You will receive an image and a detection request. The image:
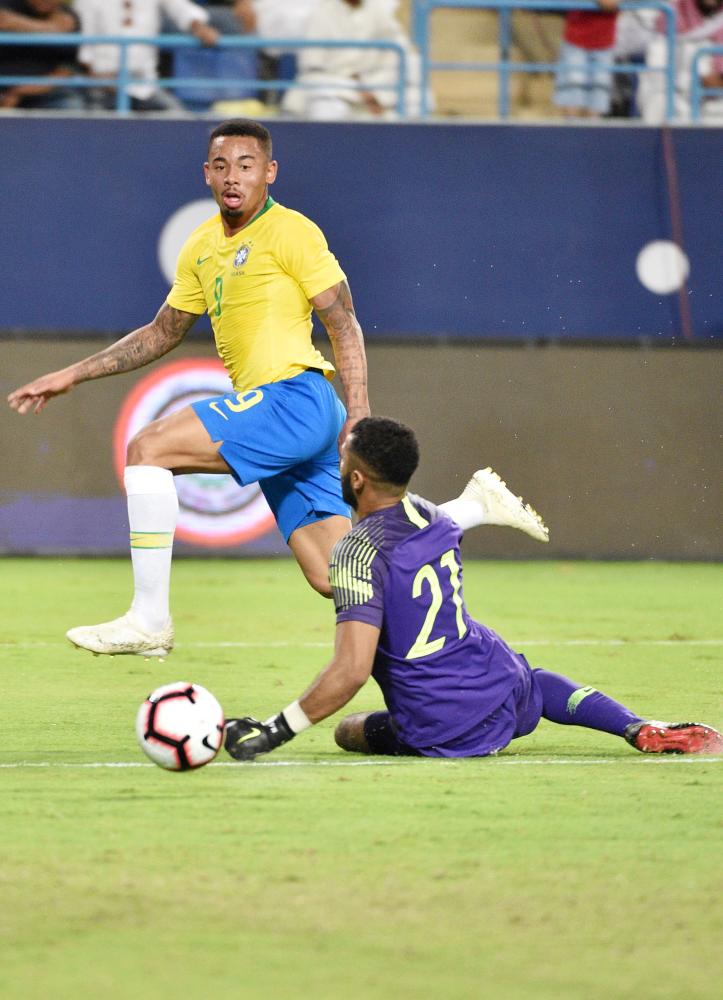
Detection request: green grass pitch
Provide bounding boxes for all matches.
[1,558,721,1000]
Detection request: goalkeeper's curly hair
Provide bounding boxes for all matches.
[349,417,419,488]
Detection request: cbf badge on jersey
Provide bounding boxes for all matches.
[113,359,276,547]
[233,243,251,269]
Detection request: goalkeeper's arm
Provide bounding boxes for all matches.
[225,620,380,760]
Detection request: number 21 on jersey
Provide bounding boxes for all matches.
[406,549,467,660]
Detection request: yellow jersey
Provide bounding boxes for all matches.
[166,197,346,391]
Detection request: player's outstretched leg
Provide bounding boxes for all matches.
[533,670,723,755]
[440,468,549,542]
[66,407,228,659]
[534,669,642,737]
[66,465,177,659]
[624,721,723,755]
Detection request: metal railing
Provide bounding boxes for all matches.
[2,13,714,123]
[690,45,723,121]
[0,32,408,115]
[412,0,677,120]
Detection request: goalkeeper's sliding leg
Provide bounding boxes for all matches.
[335,670,723,757]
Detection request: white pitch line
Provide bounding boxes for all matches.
[0,756,720,770]
[1,639,722,650]
[0,759,407,769]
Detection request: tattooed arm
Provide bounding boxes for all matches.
[311,280,370,445]
[7,304,198,415]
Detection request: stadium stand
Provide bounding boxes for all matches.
[170,5,258,111]
[1,2,722,121]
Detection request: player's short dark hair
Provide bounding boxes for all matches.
[207,119,273,159]
[349,417,420,488]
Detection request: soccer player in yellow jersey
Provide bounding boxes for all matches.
[7,119,371,658]
[9,119,550,659]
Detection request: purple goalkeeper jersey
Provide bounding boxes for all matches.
[330,494,526,754]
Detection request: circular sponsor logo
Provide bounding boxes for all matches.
[157,199,218,285]
[635,240,690,296]
[113,359,276,548]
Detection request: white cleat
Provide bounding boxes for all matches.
[462,468,549,542]
[66,612,174,658]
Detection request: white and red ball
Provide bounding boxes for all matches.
[136,682,225,771]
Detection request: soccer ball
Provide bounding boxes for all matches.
[136,682,225,771]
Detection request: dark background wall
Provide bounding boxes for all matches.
[0,118,721,340]
[2,340,720,559]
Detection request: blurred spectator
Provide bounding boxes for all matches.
[233,0,318,39]
[638,0,723,122]
[0,0,82,109]
[192,2,242,34]
[608,7,658,116]
[170,2,256,112]
[615,6,659,63]
[552,0,620,118]
[73,0,220,112]
[510,11,564,112]
[233,0,318,106]
[281,0,424,120]
[511,10,561,65]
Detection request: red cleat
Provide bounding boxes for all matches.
[625,721,723,755]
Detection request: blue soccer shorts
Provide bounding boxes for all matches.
[192,368,351,541]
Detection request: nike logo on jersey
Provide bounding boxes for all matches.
[196,255,212,265]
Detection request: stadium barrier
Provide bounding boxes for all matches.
[411,0,677,119]
[0,32,408,115]
[690,45,723,121]
[2,339,721,559]
[1,3,681,121]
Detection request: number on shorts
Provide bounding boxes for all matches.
[209,389,264,422]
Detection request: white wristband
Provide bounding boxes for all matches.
[281,700,312,734]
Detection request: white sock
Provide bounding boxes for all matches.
[438,498,485,531]
[125,465,178,633]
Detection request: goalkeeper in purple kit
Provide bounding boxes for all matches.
[225,417,722,761]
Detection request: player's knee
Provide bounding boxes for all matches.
[304,568,333,598]
[334,713,370,753]
[126,425,170,468]
[334,716,357,751]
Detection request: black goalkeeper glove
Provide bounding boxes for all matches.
[224,713,295,761]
